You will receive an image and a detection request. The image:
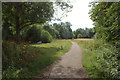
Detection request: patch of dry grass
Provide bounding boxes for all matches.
[74,38,94,41]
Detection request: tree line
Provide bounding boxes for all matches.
[3,2,94,44]
[73,27,95,39]
[4,21,95,43]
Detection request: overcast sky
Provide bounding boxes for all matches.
[61,0,94,31]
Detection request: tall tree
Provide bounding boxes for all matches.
[53,22,73,39]
[43,24,60,39]
[2,2,73,43]
[74,28,95,38]
[2,2,54,42]
[89,2,120,45]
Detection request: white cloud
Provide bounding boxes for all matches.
[62,0,94,31]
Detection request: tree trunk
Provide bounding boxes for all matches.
[15,4,21,43]
[16,27,20,43]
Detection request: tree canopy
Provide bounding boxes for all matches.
[89,2,120,46]
[2,2,73,43]
[53,22,73,39]
[74,28,95,38]
[89,2,120,78]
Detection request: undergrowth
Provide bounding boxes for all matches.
[2,40,72,79]
[73,39,119,78]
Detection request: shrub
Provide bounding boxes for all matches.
[3,66,22,79]
[96,44,118,78]
[43,25,60,39]
[2,41,21,70]
[2,41,30,78]
[77,34,82,38]
[74,39,119,78]
[41,30,53,43]
[2,41,22,78]
[22,24,42,43]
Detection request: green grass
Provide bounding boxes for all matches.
[73,39,103,78]
[20,40,72,78]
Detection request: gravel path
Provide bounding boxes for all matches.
[39,41,88,78]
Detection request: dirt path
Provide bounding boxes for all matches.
[39,41,88,78]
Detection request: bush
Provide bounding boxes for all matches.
[74,39,119,78]
[41,30,53,43]
[2,41,22,78]
[22,24,42,43]
[22,24,53,43]
[77,34,82,38]
[96,43,118,78]
[2,41,31,78]
[3,66,22,79]
[43,25,60,39]
[2,41,21,70]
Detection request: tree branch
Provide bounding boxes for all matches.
[20,21,44,30]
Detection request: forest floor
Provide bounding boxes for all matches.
[38,41,88,78]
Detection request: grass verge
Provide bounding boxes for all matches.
[73,39,119,78]
[3,40,72,79]
[20,40,72,78]
[73,39,102,78]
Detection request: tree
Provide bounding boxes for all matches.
[74,28,94,38]
[43,24,60,39]
[2,2,54,42]
[53,2,73,21]
[53,22,73,39]
[2,2,73,43]
[89,2,119,78]
[41,30,53,43]
[77,34,82,38]
[22,24,42,43]
[89,2,120,45]
[53,23,63,39]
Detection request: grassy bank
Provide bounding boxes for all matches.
[73,39,118,78]
[73,39,103,78]
[3,40,72,78]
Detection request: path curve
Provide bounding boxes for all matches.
[41,41,88,78]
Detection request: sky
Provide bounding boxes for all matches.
[63,0,94,31]
[52,0,94,31]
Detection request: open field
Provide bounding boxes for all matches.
[74,39,94,41]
